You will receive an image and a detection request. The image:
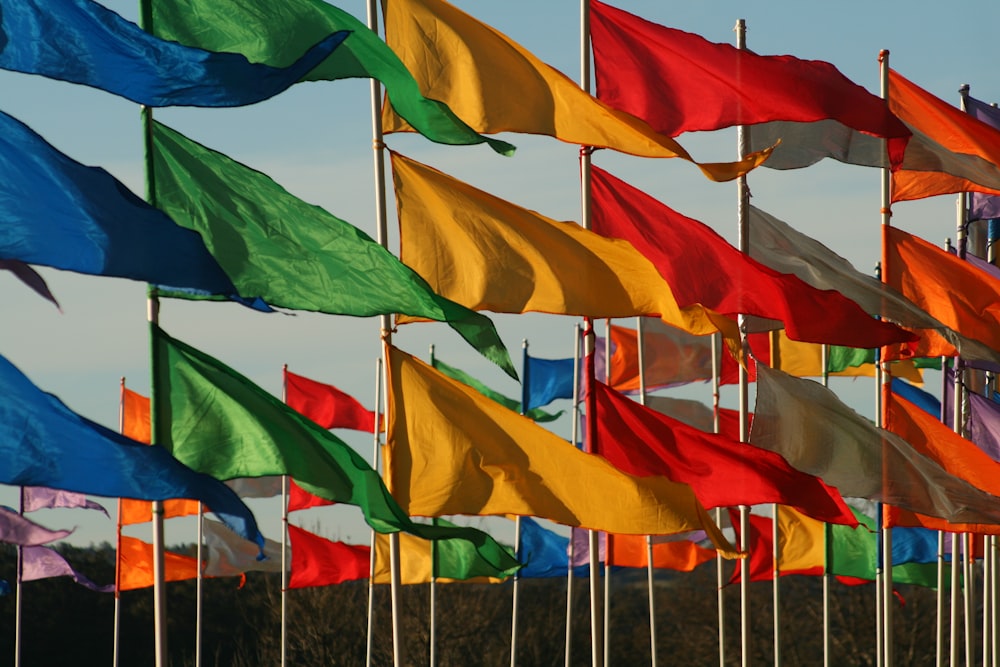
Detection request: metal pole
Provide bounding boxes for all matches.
[603,323,612,667]
[636,317,657,667]
[821,346,831,667]
[511,341,529,667]
[280,366,289,667]
[566,324,582,667]
[366,358,384,667]
[14,487,23,667]
[712,332,726,667]
[114,378,125,667]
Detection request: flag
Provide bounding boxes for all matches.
[965,95,1000,220]
[750,363,1000,526]
[749,118,888,170]
[643,396,716,434]
[728,509,825,584]
[0,110,239,295]
[588,0,909,168]
[0,354,262,548]
[151,121,515,378]
[605,320,714,393]
[885,225,1000,354]
[431,357,562,423]
[285,370,377,433]
[749,205,1000,366]
[0,0,348,107]
[288,479,334,512]
[117,536,200,591]
[589,165,914,349]
[203,520,285,578]
[23,488,108,517]
[517,518,586,579]
[119,388,201,525]
[571,528,607,567]
[21,546,114,593]
[525,355,575,410]
[0,261,60,310]
[607,533,716,572]
[893,378,941,419]
[593,382,857,525]
[888,68,1000,202]
[150,0,514,156]
[288,524,370,589]
[390,151,736,340]
[379,0,771,182]
[151,325,520,577]
[0,507,73,547]
[384,344,739,557]
[373,517,516,584]
[945,373,1000,462]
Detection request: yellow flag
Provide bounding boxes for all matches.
[769,332,923,384]
[775,507,826,574]
[384,344,739,558]
[372,532,501,584]
[390,152,735,340]
[380,0,771,182]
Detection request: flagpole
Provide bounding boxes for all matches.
[635,317,658,667]
[510,339,528,667]
[963,534,974,667]
[769,334,781,667]
[878,50,894,667]
[566,323,582,667]
[937,357,948,667]
[712,332,727,667]
[365,1,403,664]
[427,346,437,667]
[735,19,752,667]
[114,378,125,667]
[14,485,23,667]
[580,3,603,665]
[602,321,612,667]
[821,346,831,667]
[366,356,384,667]
[280,366,289,667]
[195,501,204,667]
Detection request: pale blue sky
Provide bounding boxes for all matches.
[1,0,998,548]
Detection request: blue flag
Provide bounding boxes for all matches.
[0,0,348,107]
[524,355,575,410]
[891,378,941,418]
[0,109,246,297]
[892,526,942,566]
[0,353,264,551]
[519,517,589,578]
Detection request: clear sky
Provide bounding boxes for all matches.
[2,0,999,549]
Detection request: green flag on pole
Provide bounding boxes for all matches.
[150,0,514,156]
[150,324,521,579]
[431,356,563,423]
[151,120,516,379]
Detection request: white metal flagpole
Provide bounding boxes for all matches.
[712,332,727,667]
[280,366,289,667]
[366,357,384,667]
[510,340,528,667]
[603,322,612,667]
[113,378,125,667]
[566,324,582,667]
[821,345,831,667]
[195,502,204,667]
[635,317,658,667]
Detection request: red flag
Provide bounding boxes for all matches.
[594,382,856,526]
[727,511,825,584]
[589,0,909,168]
[288,479,334,512]
[285,369,378,432]
[288,524,370,589]
[590,165,915,349]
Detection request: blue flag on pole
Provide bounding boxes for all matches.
[0,353,264,550]
[524,355,575,410]
[519,517,589,578]
[891,378,941,418]
[0,0,348,107]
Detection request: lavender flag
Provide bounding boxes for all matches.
[21,545,114,592]
[23,487,109,517]
[570,527,606,567]
[944,368,1000,462]
[966,96,1000,221]
[0,507,73,546]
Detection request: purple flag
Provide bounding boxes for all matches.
[0,507,73,546]
[21,545,114,592]
[570,528,606,567]
[23,487,109,517]
[0,260,60,310]
[966,96,1000,221]
[944,369,1000,462]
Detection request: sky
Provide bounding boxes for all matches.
[3,0,1000,552]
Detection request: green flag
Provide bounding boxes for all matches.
[151,120,515,379]
[150,0,514,156]
[827,346,941,373]
[150,324,521,579]
[431,357,563,423]
[432,517,515,581]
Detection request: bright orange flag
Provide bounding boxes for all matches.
[889,68,1000,202]
[884,226,1000,354]
[117,535,200,591]
[119,387,200,525]
[607,534,715,572]
[380,0,771,182]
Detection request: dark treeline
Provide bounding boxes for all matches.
[0,543,951,666]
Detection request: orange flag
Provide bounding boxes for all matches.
[117,535,200,591]
[889,68,1000,202]
[607,534,715,572]
[119,387,200,524]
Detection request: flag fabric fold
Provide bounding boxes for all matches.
[0,508,73,547]
[384,344,740,557]
[589,165,914,349]
[0,354,262,548]
[750,363,1000,526]
[964,95,1000,220]
[525,355,575,411]
[21,545,114,592]
[150,0,514,155]
[0,261,60,310]
[288,524,370,589]
[380,0,771,181]
[608,533,716,572]
[151,325,521,577]
[0,110,239,295]
[594,382,856,525]
[285,370,377,433]
[151,121,515,378]
[117,535,200,591]
[431,357,562,423]
[605,321,714,393]
[589,0,909,168]
[517,518,582,579]
[203,519,286,578]
[0,0,348,108]
[390,151,735,340]
[23,488,108,517]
